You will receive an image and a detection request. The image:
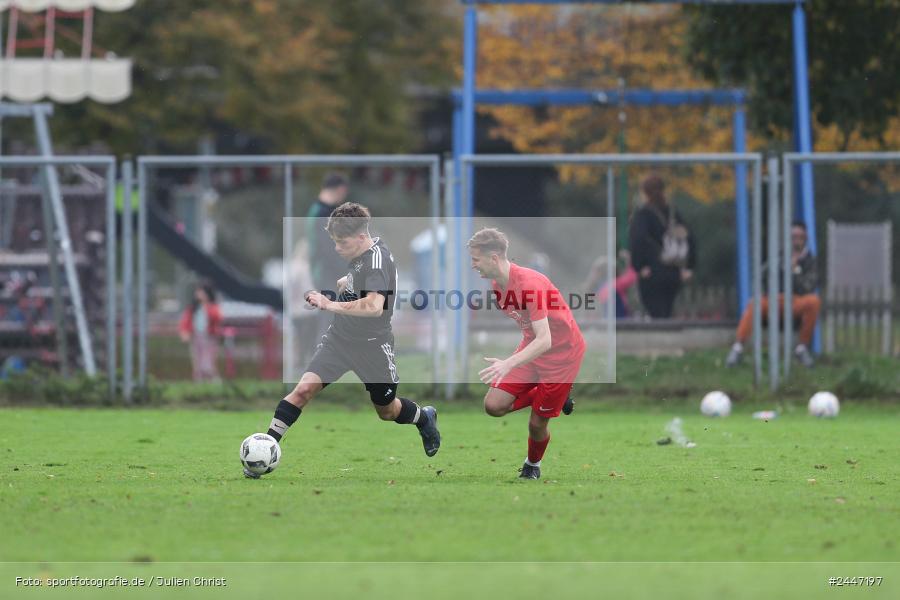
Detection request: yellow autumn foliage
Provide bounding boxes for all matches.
[473,5,900,201]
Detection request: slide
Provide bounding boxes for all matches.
[147,203,283,311]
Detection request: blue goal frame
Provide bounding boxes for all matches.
[456,0,815,315]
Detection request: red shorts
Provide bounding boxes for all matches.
[491,350,584,418]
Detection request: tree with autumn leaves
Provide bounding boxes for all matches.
[47,0,458,154]
[687,0,900,152]
[475,4,752,200]
[38,1,900,168]
[474,3,900,199]
[473,2,900,287]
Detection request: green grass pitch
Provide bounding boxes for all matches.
[2,403,899,598]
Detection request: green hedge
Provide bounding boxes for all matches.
[1,351,898,409]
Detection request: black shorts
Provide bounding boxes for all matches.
[305,328,399,405]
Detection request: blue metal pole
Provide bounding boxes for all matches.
[733,108,750,314]
[463,6,477,221]
[452,104,462,217]
[458,6,478,391]
[453,88,748,107]
[462,8,477,165]
[791,0,820,352]
[451,106,463,377]
[791,2,815,250]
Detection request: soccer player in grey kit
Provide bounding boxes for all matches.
[247,203,440,477]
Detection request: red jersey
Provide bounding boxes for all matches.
[491,263,585,365]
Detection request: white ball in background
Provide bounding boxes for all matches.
[700,391,732,417]
[808,391,840,418]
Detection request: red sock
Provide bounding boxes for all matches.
[527,436,550,464]
[510,387,541,412]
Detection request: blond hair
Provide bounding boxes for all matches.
[467,227,509,257]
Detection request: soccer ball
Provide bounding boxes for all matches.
[808,391,839,418]
[700,391,732,417]
[240,433,282,476]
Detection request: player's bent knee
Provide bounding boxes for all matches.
[484,402,507,417]
[372,399,400,421]
[366,383,397,407]
[484,389,513,417]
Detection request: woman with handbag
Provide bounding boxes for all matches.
[628,174,697,319]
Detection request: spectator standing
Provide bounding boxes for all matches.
[306,172,350,341]
[628,174,696,318]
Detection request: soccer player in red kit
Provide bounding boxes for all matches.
[467,228,586,479]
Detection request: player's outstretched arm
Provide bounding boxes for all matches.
[479,318,552,385]
[306,290,386,318]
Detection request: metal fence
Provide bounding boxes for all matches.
[825,285,899,356]
[780,152,900,381]
[128,155,441,401]
[5,151,898,398]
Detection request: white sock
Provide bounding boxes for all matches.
[795,344,808,354]
[524,458,541,467]
[732,342,743,353]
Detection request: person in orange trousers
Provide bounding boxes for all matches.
[726,221,820,368]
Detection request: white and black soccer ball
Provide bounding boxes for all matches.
[240,433,282,476]
[700,391,732,417]
[808,391,840,418]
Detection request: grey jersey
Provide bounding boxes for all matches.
[331,237,397,340]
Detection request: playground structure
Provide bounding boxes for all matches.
[0,155,115,394]
[0,0,132,381]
